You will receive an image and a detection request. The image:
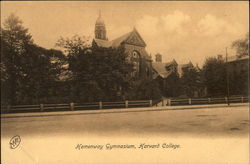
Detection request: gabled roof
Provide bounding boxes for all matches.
[165,59,177,67]
[93,28,147,49]
[111,31,133,48]
[177,62,194,77]
[152,61,177,79]
[125,28,147,47]
[111,28,146,48]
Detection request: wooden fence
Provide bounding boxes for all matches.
[1,100,154,114]
[160,96,249,106]
[1,96,249,114]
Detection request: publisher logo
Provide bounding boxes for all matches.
[9,135,21,149]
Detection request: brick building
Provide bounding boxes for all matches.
[218,54,249,95]
[152,53,206,97]
[92,12,153,80]
[152,54,179,97]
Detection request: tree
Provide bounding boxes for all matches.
[126,78,162,100]
[1,14,66,105]
[164,73,180,97]
[1,14,33,104]
[56,35,91,56]
[202,57,227,97]
[228,68,248,96]
[56,35,134,102]
[231,33,249,57]
[18,45,66,104]
[179,66,202,97]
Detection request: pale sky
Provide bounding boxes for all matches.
[1,1,249,66]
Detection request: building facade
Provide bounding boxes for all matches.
[152,54,179,97]
[92,12,153,80]
[218,54,249,95]
[152,53,206,98]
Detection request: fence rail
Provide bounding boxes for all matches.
[166,96,249,106]
[1,96,249,114]
[1,99,153,114]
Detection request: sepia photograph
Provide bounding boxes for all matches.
[1,1,249,163]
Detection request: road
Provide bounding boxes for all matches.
[1,104,249,164]
[1,104,249,138]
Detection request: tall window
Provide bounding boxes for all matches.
[131,51,140,77]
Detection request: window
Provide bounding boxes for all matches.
[131,51,140,77]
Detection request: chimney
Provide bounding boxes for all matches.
[155,53,162,62]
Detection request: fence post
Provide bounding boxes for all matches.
[125,100,128,108]
[168,99,171,106]
[208,98,211,103]
[241,97,244,103]
[40,104,44,112]
[70,102,74,111]
[188,98,192,105]
[149,100,152,107]
[7,105,11,113]
[99,101,102,109]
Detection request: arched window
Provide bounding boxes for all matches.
[131,51,140,77]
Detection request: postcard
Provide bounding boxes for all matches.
[1,1,249,164]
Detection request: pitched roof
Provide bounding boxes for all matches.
[152,62,175,79]
[93,38,111,48]
[111,31,133,48]
[227,55,249,63]
[93,31,133,48]
[93,28,151,60]
[127,28,147,47]
[165,59,177,67]
[177,62,194,77]
[94,28,147,48]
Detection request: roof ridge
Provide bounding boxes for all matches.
[111,30,133,42]
[111,30,133,47]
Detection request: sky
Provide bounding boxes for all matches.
[1,1,249,66]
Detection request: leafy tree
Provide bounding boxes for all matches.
[1,14,66,105]
[163,73,180,97]
[18,46,66,104]
[56,35,134,102]
[56,35,91,56]
[179,66,202,97]
[1,14,33,104]
[202,57,227,96]
[228,69,248,96]
[231,33,249,57]
[229,33,249,96]
[126,78,162,100]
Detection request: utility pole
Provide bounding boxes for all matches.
[226,47,230,105]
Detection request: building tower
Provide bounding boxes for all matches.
[95,11,107,40]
